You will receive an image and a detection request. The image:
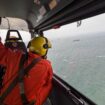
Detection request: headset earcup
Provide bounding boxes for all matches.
[43,44,48,49]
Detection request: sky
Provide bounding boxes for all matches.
[44,13,105,39]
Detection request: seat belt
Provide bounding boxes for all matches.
[18,54,41,105]
[18,54,30,105]
[0,54,41,105]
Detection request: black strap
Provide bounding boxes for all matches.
[0,55,41,105]
[18,54,29,105]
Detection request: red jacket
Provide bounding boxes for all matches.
[0,42,53,105]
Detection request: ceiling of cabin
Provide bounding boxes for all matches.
[0,0,105,32]
[0,0,33,19]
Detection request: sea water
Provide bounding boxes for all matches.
[48,32,105,105]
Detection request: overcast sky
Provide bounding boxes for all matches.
[44,13,105,39]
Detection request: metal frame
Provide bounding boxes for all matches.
[35,0,105,32]
[49,74,96,105]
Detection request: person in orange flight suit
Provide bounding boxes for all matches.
[0,36,53,105]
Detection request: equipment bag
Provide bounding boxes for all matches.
[0,54,41,105]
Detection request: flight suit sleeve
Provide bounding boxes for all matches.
[36,64,53,105]
[0,42,8,66]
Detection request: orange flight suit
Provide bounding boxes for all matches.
[0,42,53,105]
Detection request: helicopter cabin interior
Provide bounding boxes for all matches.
[0,0,105,105]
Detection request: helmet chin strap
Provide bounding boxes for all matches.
[42,49,48,59]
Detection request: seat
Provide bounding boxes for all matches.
[4,30,27,53]
[5,40,27,53]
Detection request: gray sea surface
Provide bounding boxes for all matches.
[48,32,105,105]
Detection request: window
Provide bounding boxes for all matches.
[44,13,105,105]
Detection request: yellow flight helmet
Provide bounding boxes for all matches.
[28,36,52,56]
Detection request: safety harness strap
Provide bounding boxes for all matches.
[18,54,41,105]
[0,54,41,105]
[18,54,29,105]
